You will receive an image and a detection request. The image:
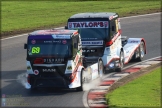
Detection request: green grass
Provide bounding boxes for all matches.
[106,67,161,108]
[1,0,161,35]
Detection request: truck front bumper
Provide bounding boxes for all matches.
[26,75,71,89]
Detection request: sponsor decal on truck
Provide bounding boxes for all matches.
[68,21,108,28]
[82,40,103,45]
[42,69,56,72]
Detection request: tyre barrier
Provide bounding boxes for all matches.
[87,57,162,108]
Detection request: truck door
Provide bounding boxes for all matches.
[110,19,117,55]
[72,35,78,65]
[110,18,122,56]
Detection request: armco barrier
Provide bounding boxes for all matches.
[87,57,162,108]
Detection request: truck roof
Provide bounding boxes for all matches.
[69,12,118,19]
[29,29,78,36]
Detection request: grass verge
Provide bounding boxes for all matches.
[1,0,161,37]
[106,66,161,108]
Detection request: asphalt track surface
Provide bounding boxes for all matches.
[1,13,161,107]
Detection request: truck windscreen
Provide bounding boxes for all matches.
[68,20,109,40]
[79,28,108,40]
[27,38,71,57]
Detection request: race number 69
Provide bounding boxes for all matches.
[32,47,40,53]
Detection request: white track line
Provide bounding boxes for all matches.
[1,12,161,41]
[82,91,89,108]
[120,12,161,19]
[1,33,29,41]
[1,27,64,41]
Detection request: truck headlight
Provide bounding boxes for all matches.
[67,66,72,70]
[27,66,31,70]
[109,63,114,68]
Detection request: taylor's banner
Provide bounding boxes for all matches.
[68,21,108,28]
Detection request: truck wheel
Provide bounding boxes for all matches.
[30,85,37,91]
[30,78,37,91]
[136,41,145,61]
[116,51,124,72]
[76,70,83,91]
[98,60,105,77]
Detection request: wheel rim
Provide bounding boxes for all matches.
[140,43,144,58]
[99,61,103,77]
[120,52,124,68]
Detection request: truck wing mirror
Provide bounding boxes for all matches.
[65,26,68,29]
[24,43,27,49]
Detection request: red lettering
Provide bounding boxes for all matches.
[81,22,84,27]
[89,22,93,27]
[104,22,108,27]
[34,58,44,64]
[71,21,107,28]
[85,22,88,27]
[98,22,100,26]
[77,23,80,27]
[100,22,104,27]
[94,22,97,27]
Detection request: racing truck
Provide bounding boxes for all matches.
[65,12,146,73]
[24,29,87,91]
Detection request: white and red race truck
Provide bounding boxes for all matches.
[24,29,87,91]
[65,12,146,74]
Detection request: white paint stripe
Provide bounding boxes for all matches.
[120,12,161,19]
[123,56,162,70]
[132,64,151,68]
[1,12,161,41]
[1,33,29,40]
[143,61,161,65]
[1,27,64,41]
[93,86,110,90]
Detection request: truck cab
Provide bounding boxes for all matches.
[24,29,84,90]
[65,12,123,72]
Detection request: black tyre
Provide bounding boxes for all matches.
[136,41,145,61]
[30,78,37,91]
[30,85,37,91]
[116,51,124,72]
[98,60,105,77]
